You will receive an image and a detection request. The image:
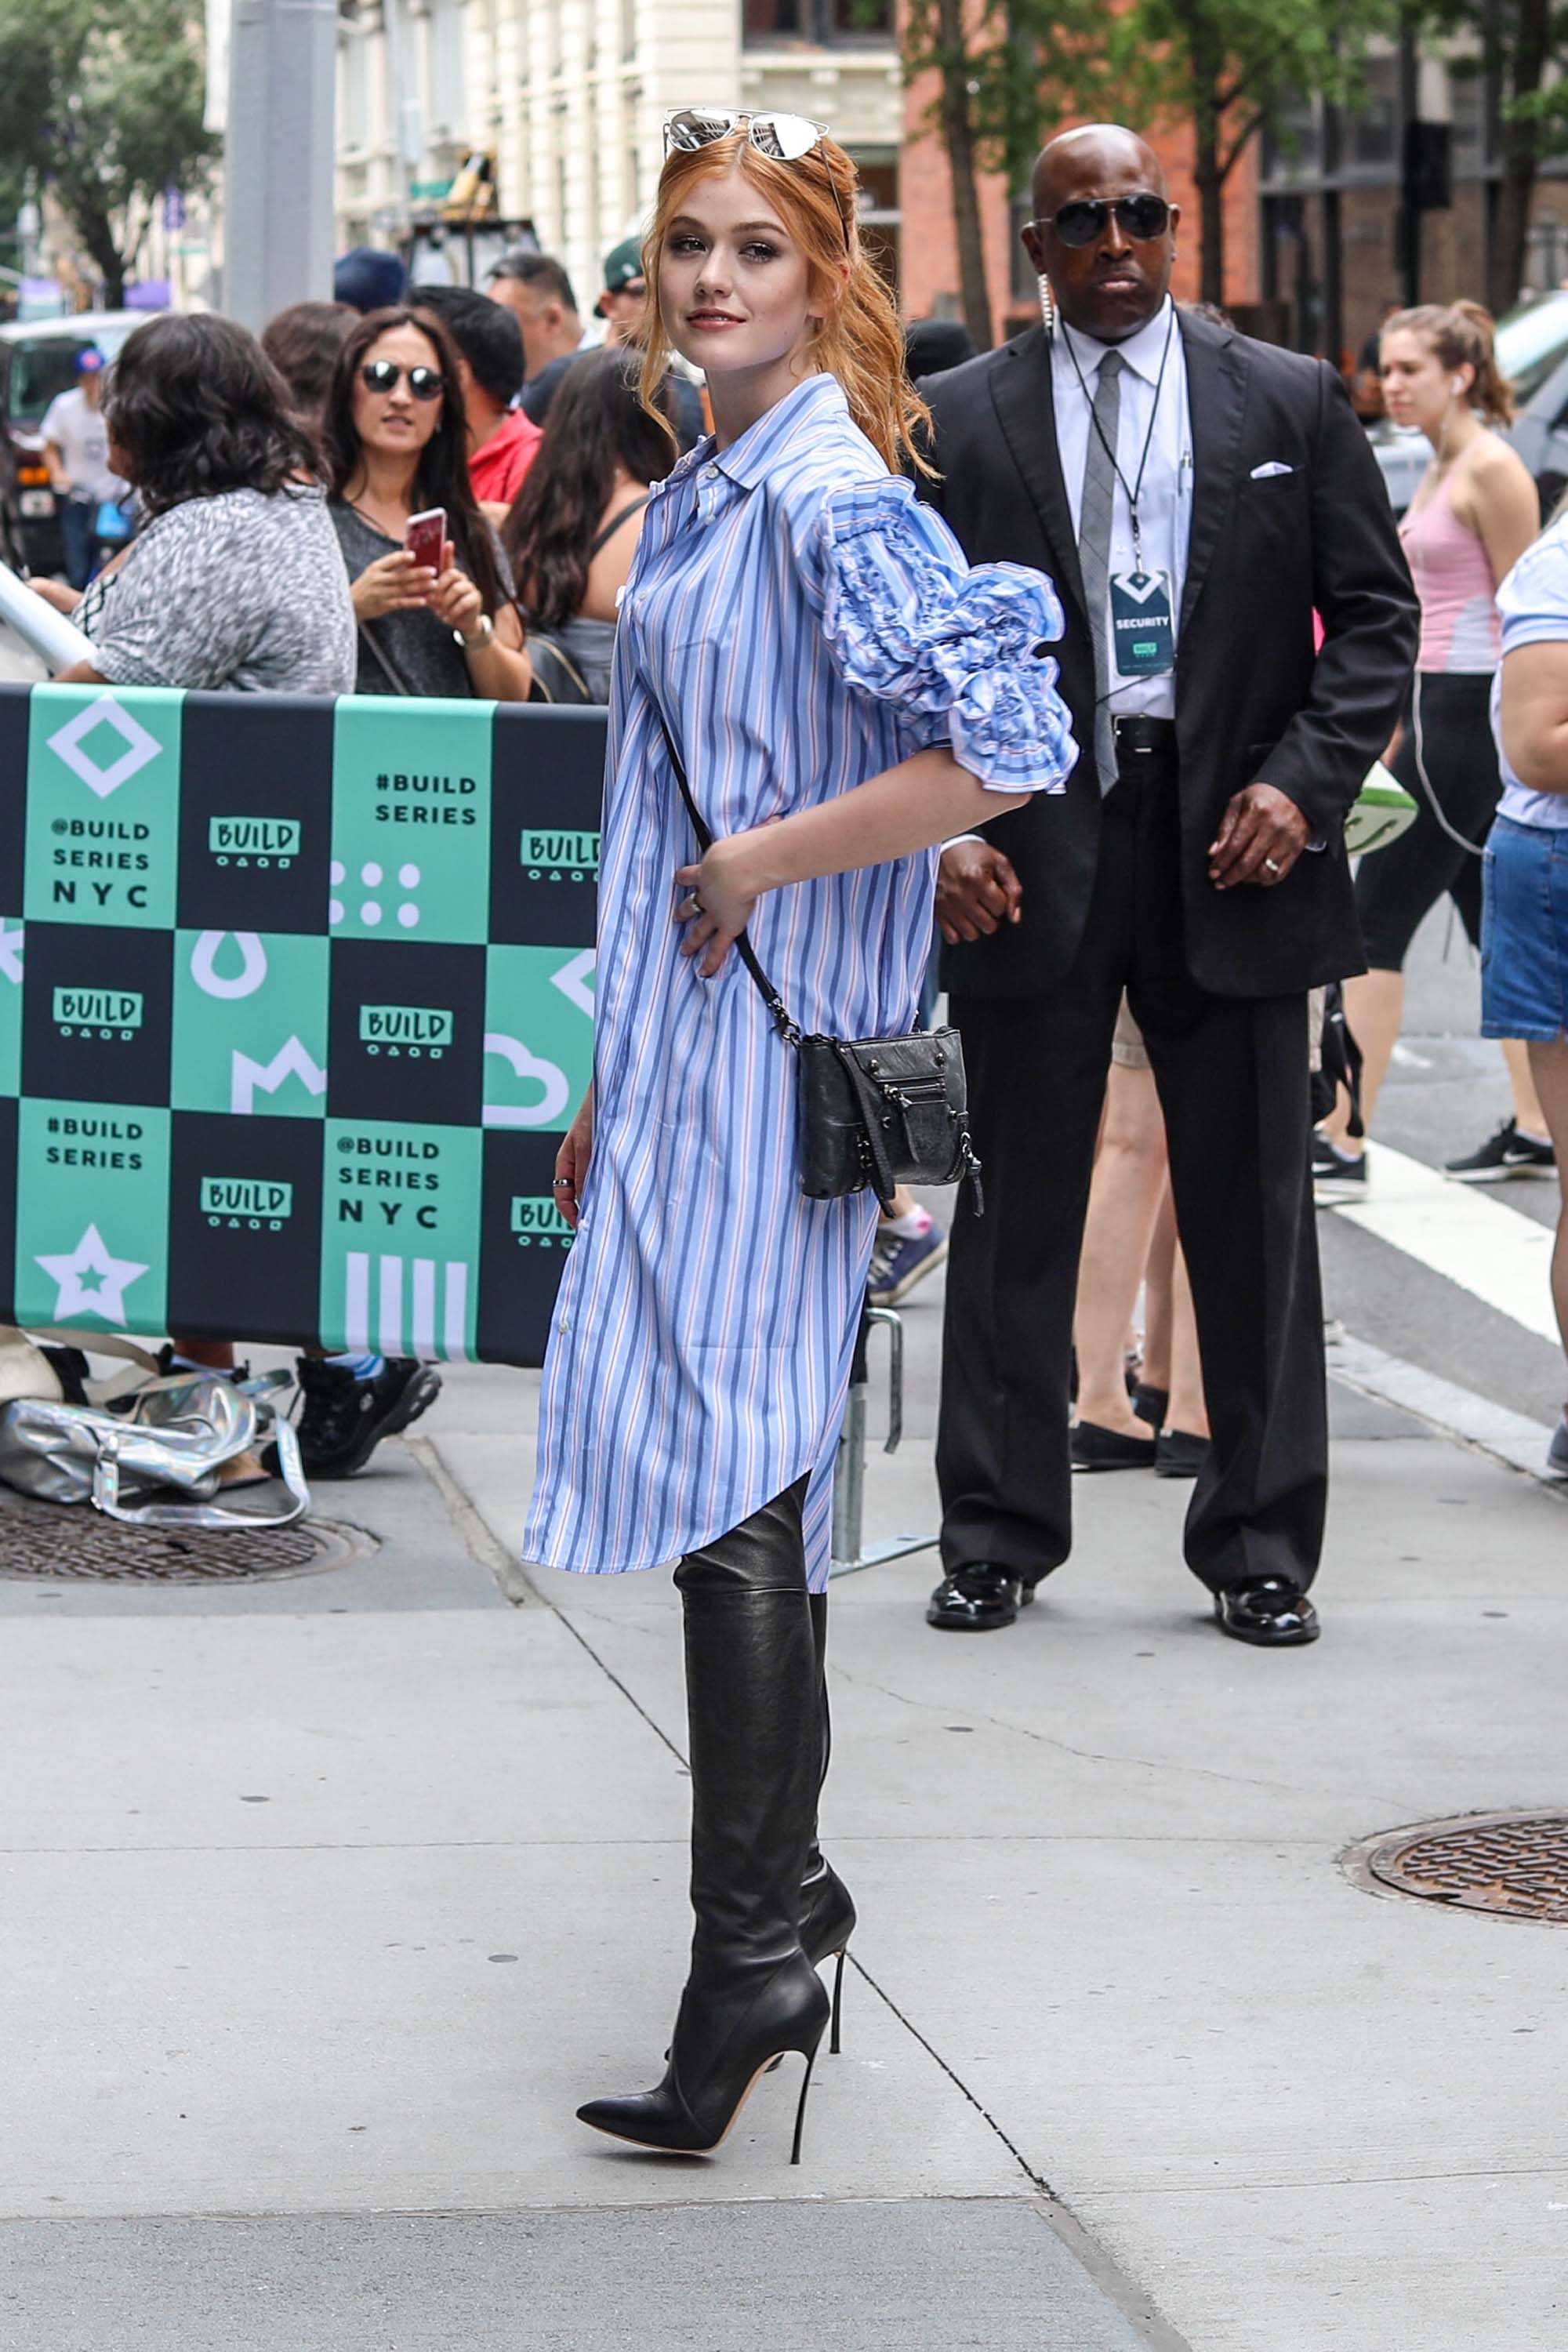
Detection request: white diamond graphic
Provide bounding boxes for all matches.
[46,695,162,800]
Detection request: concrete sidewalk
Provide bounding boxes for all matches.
[2,1290,1563,2350]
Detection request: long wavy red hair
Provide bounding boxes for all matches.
[637,128,933,477]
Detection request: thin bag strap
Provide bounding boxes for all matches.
[586,491,654,561]
[659,712,800,1045]
[357,621,413,696]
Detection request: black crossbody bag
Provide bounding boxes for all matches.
[661,717,983,1214]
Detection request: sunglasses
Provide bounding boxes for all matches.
[662,107,851,252]
[1031,194,1171,249]
[359,359,445,401]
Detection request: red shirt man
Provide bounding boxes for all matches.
[468,406,543,506]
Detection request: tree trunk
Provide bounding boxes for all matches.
[1193,137,1225,306]
[1185,0,1232,308]
[1490,0,1550,312]
[67,197,127,307]
[934,0,993,350]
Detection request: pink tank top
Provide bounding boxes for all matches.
[1398,474,1501,674]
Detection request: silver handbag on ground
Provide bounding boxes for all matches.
[0,1369,309,1530]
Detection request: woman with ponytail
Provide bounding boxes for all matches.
[523,111,1076,2161]
[1317,300,1550,1192]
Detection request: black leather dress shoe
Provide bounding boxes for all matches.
[1213,1578,1320,1646]
[1156,1428,1209,1479]
[1071,1418,1158,1472]
[926,1564,1035,1632]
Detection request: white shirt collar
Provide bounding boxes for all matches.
[1059,297,1177,389]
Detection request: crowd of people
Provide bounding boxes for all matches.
[19,105,1568,2162]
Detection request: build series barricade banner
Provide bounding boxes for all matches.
[0,686,607,1367]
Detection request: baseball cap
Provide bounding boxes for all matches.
[600,238,645,296]
[75,346,105,374]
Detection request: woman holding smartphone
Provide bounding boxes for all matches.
[321,305,532,699]
[523,111,1074,2163]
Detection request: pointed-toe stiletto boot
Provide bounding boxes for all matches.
[577,1482,829,2162]
[800,1591,855,2054]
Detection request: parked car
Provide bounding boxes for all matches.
[0,310,145,575]
[1370,289,1568,518]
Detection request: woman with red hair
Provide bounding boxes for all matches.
[524,112,1076,2161]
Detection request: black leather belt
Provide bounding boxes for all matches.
[1112,714,1178,758]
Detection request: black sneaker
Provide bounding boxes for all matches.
[1443,1119,1555,1184]
[294,1356,441,1479]
[1312,1132,1367,1204]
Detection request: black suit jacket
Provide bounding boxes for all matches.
[920,314,1420,999]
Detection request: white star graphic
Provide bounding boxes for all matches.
[34,1223,150,1324]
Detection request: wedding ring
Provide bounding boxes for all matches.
[689,892,704,913]
[551,1178,575,1189]
[1263,857,1281,875]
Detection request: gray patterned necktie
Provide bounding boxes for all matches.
[1078,347,1123,793]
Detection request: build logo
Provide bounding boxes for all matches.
[53,985,143,1038]
[200,1176,294,1230]
[208,817,300,867]
[358,1004,452,1057]
[510,1195,574,1249]
[520,829,600,882]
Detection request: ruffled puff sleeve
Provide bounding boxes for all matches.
[815,477,1077,793]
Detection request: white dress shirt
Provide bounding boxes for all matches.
[1052,297,1192,721]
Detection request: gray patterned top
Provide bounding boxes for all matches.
[78,484,356,695]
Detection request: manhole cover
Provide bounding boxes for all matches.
[1346,1811,1568,1926]
[0,1489,376,1584]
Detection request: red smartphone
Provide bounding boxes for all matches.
[404,506,447,575]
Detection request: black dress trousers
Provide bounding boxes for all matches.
[936,742,1328,1598]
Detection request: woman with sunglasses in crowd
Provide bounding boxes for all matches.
[524,109,1075,2164]
[321,307,532,699]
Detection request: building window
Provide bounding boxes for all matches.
[1348,55,1398,172]
[745,0,808,34]
[743,0,891,40]
[851,152,899,292]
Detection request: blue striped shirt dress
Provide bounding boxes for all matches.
[521,373,1076,1592]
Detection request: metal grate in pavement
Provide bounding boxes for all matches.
[1348,1810,1568,1925]
[0,1490,374,1583]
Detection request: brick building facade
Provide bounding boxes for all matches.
[895,92,1263,347]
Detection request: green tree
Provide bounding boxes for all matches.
[902,0,1115,348]
[0,0,216,307]
[1418,0,1565,312]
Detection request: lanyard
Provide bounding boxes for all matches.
[1063,306,1176,574]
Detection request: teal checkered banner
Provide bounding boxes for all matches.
[0,684,606,1365]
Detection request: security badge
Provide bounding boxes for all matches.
[1109,566,1175,678]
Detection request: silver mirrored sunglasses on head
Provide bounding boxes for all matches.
[662,107,851,250]
[664,107,829,162]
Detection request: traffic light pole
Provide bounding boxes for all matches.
[222,0,338,331]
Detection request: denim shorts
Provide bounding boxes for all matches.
[1480,815,1568,1043]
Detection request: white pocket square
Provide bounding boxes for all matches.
[1250,460,1294,478]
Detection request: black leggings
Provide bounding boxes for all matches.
[1355,671,1501,971]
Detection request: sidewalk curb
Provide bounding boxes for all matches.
[403,1433,536,1605]
[1328,1330,1566,1493]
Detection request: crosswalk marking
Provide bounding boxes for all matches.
[1328,1142,1559,1344]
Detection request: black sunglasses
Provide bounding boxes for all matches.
[359,359,445,401]
[1032,194,1171,249]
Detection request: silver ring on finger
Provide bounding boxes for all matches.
[689,892,704,913]
[1263,857,1281,876]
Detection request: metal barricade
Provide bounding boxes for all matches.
[829,1303,938,1579]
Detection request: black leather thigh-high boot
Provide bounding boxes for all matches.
[799,1592,856,2051]
[576,1479,829,2161]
